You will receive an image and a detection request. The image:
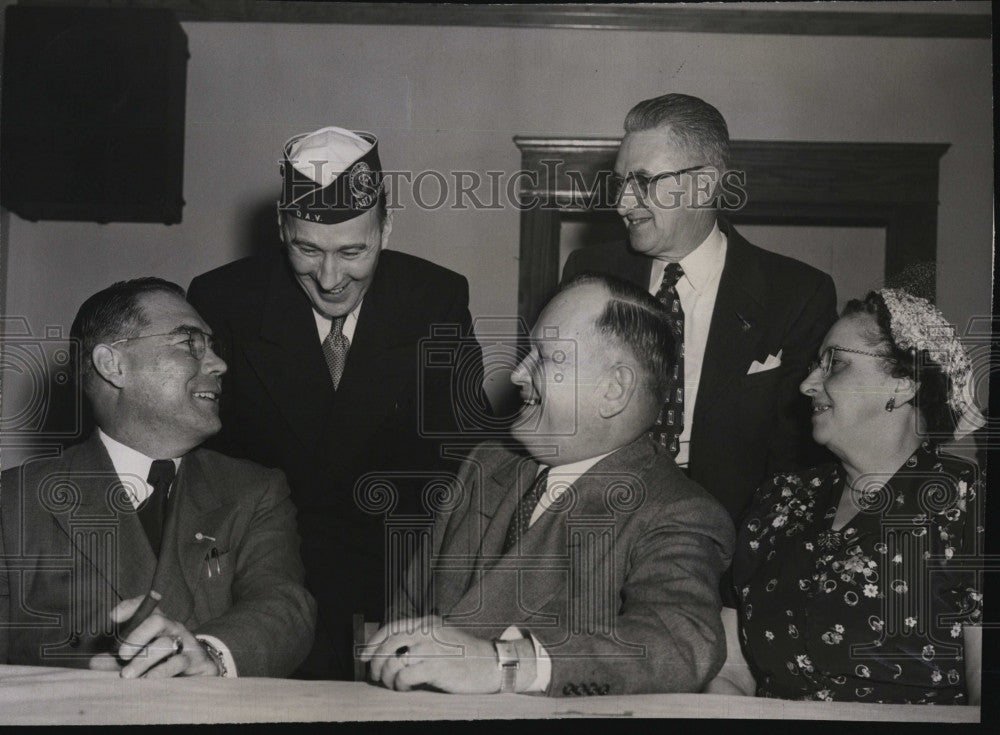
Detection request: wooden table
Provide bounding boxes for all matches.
[0,665,980,724]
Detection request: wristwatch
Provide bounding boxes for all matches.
[493,639,519,693]
[198,638,228,677]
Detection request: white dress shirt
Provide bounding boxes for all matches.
[97,428,179,510]
[501,449,616,692]
[647,223,727,468]
[312,301,362,345]
[96,429,238,677]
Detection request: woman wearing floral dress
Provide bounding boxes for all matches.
[706,289,984,704]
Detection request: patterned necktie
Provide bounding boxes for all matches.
[501,467,551,554]
[139,459,175,557]
[322,316,350,390]
[653,262,685,457]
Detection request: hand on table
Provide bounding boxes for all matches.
[88,595,221,678]
[359,615,500,693]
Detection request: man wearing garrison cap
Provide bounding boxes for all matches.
[189,126,488,680]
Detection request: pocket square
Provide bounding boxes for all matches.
[747,349,782,375]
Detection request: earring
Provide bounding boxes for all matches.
[885,397,896,412]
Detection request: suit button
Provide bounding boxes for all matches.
[68,634,81,648]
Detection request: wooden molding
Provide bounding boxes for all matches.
[513,136,949,324]
[16,1,992,39]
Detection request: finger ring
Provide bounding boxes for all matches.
[169,635,184,654]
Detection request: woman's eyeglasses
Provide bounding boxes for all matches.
[808,346,889,377]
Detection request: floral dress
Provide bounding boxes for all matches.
[732,442,983,703]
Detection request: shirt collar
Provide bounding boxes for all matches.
[312,299,362,337]
[538,449,616,488]
[655,222,726,293]
[97,428,181,503]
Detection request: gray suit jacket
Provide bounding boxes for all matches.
[396,436,735,696]
[0,433,316,677]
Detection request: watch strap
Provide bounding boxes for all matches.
[493,639,519,693]
[198,637,229,677]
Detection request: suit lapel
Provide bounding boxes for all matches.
[446,453,542,626]
[694,222,768,422]
[49,434,156,604]
[610,240,654,290]
[448,441,652,629]
[470,453,535,575]
[433,448,531,614]
[153,452,229,623]
[506,441,651,619]
[320,253,411,466]
[246,256,335,455]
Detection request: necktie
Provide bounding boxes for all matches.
[653,262,685,457]
[139,459,175,557]
[502,467,550,554]
[322,316,350,389]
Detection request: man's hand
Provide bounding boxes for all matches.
[88,595,222,678]
[359,615,501,693]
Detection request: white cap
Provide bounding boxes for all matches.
[279,125,382,224]
[286,126,373,187]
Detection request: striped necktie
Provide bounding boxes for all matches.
[652,262,685,457]
[501,468,551,554]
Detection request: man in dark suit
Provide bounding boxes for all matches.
[188,126,488,679]
[362,275,733,696]
[563,93,837,524]
[0,278,315,677]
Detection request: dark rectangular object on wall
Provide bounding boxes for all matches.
[1,6,188,224]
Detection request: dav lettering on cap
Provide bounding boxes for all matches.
[278,126,383,225]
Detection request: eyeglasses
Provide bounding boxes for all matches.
[808,346,890,377]
[110,328,223,361]
[609,165,708,202]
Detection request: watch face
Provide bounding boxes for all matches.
[494,640,519,666]
[493,640,520,693]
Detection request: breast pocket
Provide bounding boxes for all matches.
[739,366,786,424]
[742,365,783,387]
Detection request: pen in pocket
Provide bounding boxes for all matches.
[205,547,221,577]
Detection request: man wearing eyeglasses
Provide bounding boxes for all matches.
[0,278,316,677]
[563,93,837,526]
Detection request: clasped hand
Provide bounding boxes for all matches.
[88,594,221,678]
[359,615,500,693]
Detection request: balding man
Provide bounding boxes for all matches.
[362,275,733,696]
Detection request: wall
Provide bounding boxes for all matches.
[1,16,993,460]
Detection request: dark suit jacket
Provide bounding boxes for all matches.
[0,433,316,677]
[188,249,487,679]
[562,220,836,523]
[395,436,735,696]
